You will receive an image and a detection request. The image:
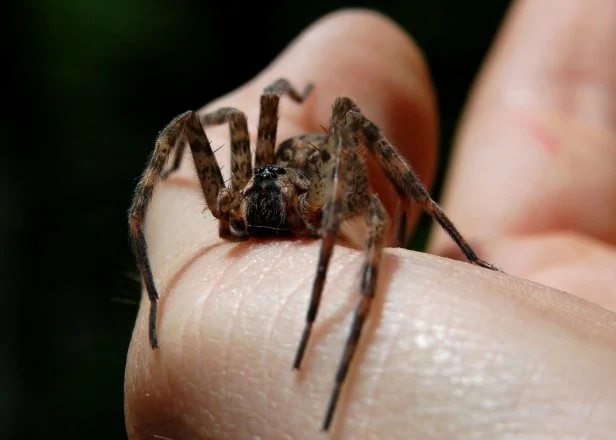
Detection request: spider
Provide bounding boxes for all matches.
[128,78,500,432]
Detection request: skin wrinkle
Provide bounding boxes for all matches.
[502,338,546,417]
[199,270,233,429]
[226,254,267,435]
[399,264,610,438]
[433,342,498,435]
[509,354,557,435]
[157,354,188,436]
[201,251,238,375]
[218,242,324,438]
[128,244,616,438]
[181,252,237,354]
[369,305,431,439]
[192,255,232,350]
[458,345,541,435]
[574,389,601,436]
[260,244,306,438]
[166,320,204,436]
[378,265,461,434]
[591,391,616,438]
[538,337,608,437]
[395,297,460,435]
[200,250,246,437]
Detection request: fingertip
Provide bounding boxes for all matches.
[263,8,437,157]
[249,9,439,230]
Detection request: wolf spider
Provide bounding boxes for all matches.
[128,78,499,431]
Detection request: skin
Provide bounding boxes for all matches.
[125,2,616,439]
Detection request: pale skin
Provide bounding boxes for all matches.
[125,1,616,439]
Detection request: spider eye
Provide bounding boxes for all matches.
[254,165,285,180]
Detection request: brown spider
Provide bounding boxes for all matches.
[128,78,499,432]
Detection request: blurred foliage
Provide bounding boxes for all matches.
[2,0,509,438]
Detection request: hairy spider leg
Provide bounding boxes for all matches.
[160,136,187,180]
[394,198,412,247]
[199,79,313,238]
[292,94,501,430]
[287,109,390,431]
[200,108,252,191]
[292,100,378,371]
[255,78,314,168]
[162,77,314,182]
[307,117,390,431]
[279,176,311,234]
[324,192,388,431]
[291,134,346,370]
[129,111,224,349]
[337,97,501,272]
[132,79,316,349]
[198,107,256,240]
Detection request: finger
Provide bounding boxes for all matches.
[125,244,616,438]
[476,231,616,313]
[430,0,616,256]
[125,7,438,436]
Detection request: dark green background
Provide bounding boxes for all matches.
[3,1,510,438]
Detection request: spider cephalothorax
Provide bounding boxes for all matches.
[128,78,499,431]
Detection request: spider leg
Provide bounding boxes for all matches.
[333,96,501,271]
[255,78,313,168]
[160,138,187,180]
[280,183,309,234]
[129,111,225,349]
[323,193,387,431]
[293,127,348,370]
[216,186,247,241]
[393,199,411,247]
[201,108,252,192]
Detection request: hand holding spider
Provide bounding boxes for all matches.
[125,5,616,439]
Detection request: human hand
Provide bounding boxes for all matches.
[125,3,616,439]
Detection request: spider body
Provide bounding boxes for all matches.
[129,78,499,432]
